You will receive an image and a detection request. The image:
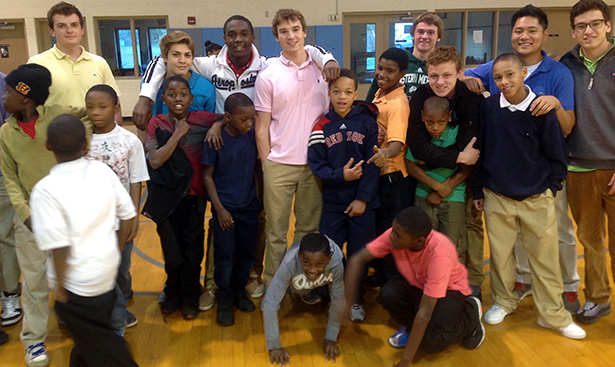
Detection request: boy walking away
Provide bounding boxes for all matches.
[345,207,484,367]
[0,64,77,367]
[30,114,138,367]
[262,233,344,366]
[560,0,615,325]
[405,96,468,260]
[472,53,585,339]
[201,93,259,326]
[308,68,379,322]
[84,85,149,333]
[145,76,220,320]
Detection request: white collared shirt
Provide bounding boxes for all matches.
[30,158,136,297]
[500,85,536,112]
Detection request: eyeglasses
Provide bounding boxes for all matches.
[573,19,605,33]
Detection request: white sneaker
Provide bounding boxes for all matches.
[537,317,586,340]
[350,304,366,322]
[25,342,50,367]
[1,292,23,326]
[484,304,509,325]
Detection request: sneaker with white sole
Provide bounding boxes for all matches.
[246,277,265,299]
[1,292,23,326]
[126,311,138,328]
[576,301,611,324]
[513,282,533,301]
[484,304,510,325]
[388,326,409,348]
[350,304,365,322]
[463,297,486,349]
[25,342,50,367]
[537,317,586,339]
[199,289,216,311]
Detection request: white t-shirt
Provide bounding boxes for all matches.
[30,158,136,297]
[525,60,542,79]
[86,124,149,192]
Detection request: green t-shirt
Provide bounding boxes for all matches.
[405,125,465,202]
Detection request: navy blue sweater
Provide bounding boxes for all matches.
[308,102,380,212]
[471,94,566,201]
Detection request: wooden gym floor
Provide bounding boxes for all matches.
[1,126,614,366]
[1,194,615,367]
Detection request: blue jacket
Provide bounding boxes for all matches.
[308,102,380,212]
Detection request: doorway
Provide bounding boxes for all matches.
[343,12,426,99]
[0,20,28,74]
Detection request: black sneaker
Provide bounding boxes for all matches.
[126,311,138,328]
[462,297,485,350]
[0,329,7,345]
[181,299,200,320]
[217,307,234,326]
[161,297,180,315]
[234,294,256,313]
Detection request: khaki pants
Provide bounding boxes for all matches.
[14,214,49,347]
[262,160,322,287]
[567,170,615,305]
[465,190,486,287]
[0,176,20,293]
[415,197,466,261]
[484,189,570,328]
[514,180,580,292]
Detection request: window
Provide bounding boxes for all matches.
[466,12,494,65]
[350,23,376,84]
[97,17,167,77]
[497,11,516,55]
[438,12,464,52]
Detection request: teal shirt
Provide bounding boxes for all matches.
[405,125,465,202]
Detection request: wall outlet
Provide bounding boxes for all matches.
[328,14,339,21]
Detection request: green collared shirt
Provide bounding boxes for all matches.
[579,38,614,75]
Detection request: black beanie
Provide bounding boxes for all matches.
[5,64,52,106]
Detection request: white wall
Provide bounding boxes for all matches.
[1,0,610,116]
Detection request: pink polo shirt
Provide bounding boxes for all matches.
[366,229,472,298]
[254,51,329,165]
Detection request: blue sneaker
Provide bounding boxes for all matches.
[25,342,49,367]
[388,326,410,348]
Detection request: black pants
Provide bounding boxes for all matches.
[212,199,258,309]
[371,173,415,281]
[54,290,138,367]
[320,209,376,302]
[379,275,478,354]
[156,195,205,303]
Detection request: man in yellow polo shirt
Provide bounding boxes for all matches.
[28,1,122,121]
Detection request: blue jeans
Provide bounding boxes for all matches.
[212,199,258,309]
[110,241,133,335]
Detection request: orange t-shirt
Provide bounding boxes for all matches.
[373,85,410,176]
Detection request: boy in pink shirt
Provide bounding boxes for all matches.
[345,207,484,367]
[254,9,338,287]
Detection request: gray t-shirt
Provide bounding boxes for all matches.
[261,237,344,350]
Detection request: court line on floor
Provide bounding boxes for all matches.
[133,189,595,282]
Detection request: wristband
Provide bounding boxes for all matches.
[555,104,562,112]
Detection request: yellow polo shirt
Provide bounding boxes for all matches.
[28,45,120,118]
[373,84,410,176]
